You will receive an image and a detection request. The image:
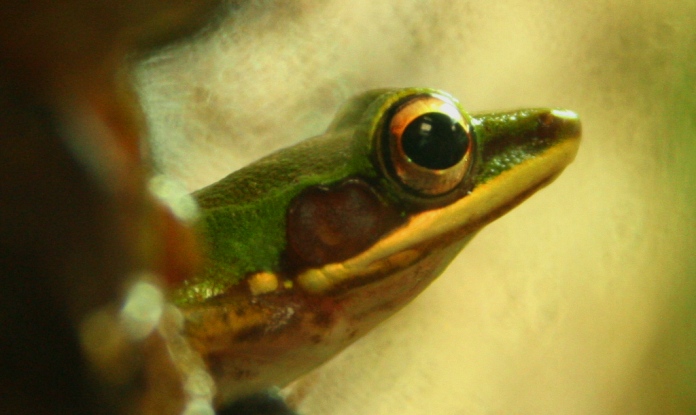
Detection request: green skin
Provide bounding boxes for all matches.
[172,87,581,409]
[176,87,578,304]
[178,88,434,302]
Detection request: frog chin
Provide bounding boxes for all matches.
[181,234,475,407]
[325,233,476,330]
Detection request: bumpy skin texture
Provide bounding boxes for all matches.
[190,126,373,298]
[183,88,468,302]
[176,78,579,412]
[182,91,579,306]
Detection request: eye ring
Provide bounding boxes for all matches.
[384,94,474,197]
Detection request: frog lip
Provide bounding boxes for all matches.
[296,112,581,294]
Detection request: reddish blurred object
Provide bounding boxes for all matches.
[0,1,223,414]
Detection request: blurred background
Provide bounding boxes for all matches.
[136,1,696,414]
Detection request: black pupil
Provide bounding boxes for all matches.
[401,112,468,170]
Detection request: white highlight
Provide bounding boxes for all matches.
[148,174,200,222]
[550,109,579,120]
[182,397,216,415]
[120,279,164,340]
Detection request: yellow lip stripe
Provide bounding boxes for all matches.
[297,135,580,294]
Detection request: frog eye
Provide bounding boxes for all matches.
[383,94,474,197]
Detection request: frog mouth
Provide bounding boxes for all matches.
[296,115,581,294]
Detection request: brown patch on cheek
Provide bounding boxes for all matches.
[286,179,404,268]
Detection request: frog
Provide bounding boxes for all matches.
[174,87,581,414]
